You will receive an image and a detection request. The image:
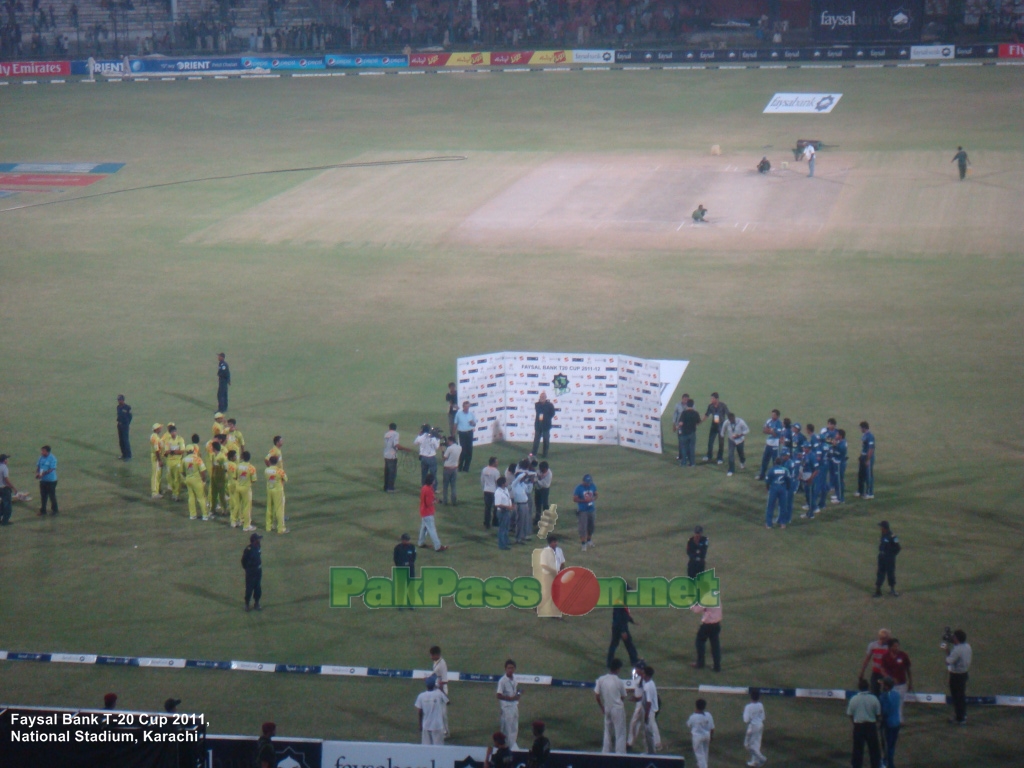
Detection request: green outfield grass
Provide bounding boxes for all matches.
[0,66,1022,767]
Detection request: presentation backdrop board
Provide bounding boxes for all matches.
[456,352,688,454]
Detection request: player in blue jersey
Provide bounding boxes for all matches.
[764,457,790,529]
[857,422,875,498]
[831,428,848,504]
[799,445,821,519]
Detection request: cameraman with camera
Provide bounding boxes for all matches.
[942,629,972,725]
[415,424,442,491]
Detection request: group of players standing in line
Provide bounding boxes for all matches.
[672,393,876,529]
[147,413,290,535]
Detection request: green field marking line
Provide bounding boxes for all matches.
[0,155,467,214]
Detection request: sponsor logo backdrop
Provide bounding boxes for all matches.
[810,0,924,42]
[457,353,687,454]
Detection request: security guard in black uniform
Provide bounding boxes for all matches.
[687,525,710,578]
[873,521,901,598]
[217,352,231,413]
[242,532,263,611]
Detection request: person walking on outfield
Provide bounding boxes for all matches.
[640,665,662,754]
[873,521,901,598]
[182,439,208,520]
[216,352,230,412]
[496,659,521,750]
[687,526,709,578]
[416,675,449,745]
[572,473,598,550]
[878,677,902,768]
[164,425,185,501]
[742,688,767,767]
[701,393,728,464]
[0,453,18,526]
[691,600,723,672]
[857,421,875,498]
[454,401,477,471]
[36,445,59,516]
[859,628,892,696]
[882,638,913,721]
[721,412,749,476]
[149,424,164,498]
[417,473,448,552]
[115,395,132,460]
[847,678,881,768]
[686,699,715,768]
[242,532,263,611]
[804,143,816,177]
[607,602,639,669]
[951,146,970,180]
[677,398,701,467]
[532,391,556,457]
[235,451,257,531]
[756,409,783,479]
[265,455,288,534]
[595,658,628,754]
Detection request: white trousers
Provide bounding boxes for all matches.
[500,705,519,751]
[744,722,765,761]
[692,732,710,768]
[628,701,645,747]
[602,706,627,753]
[421,729,444,745]
[644,714,662,754]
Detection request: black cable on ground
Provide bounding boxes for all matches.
[0,155,467,213]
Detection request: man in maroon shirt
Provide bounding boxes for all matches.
[881,638,913,721]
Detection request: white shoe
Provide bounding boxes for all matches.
[853,492,861,497]
[740,463,745,469]
[830,495,838,501]
[581,544,587,551]
[151,493,162,499]
[801,504,810,511]
[230,522,238,528]
[800,513,809,519]
[727,471,734,476]
[243,525,256,532]
[716,459,723,465]
[202,516,210,521]
[831,498,842,504]
[864,494,874,499]
[813,508,822,515]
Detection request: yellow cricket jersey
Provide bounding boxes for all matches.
[266,444,282,468]
[150,433,162,457]
[225,433,240,457]
[224,460,238,484]
[165,435,186,460]
[213,421,226,437]
[232,429,245,450]
[265,466,287,489]
[236,462,257,490]
[160,432,174,455]
[187,443,201,460]
[183,454,206,478]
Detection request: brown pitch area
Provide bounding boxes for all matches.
[190,150,1024,254]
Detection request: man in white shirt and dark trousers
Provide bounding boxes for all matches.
[453,401,477,472]
[415,675,449,745]
[943,629,972,725]
[383,423,406,492]
[414,425,441,490]
[686,698,715,768]
[441,437,462,506]
[742,688,767,766]
[720,412,749,476]
[595,658,628,754]
[480,457,500,529]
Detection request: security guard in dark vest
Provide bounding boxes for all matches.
[686,526,709,578]
[874,521,901,598]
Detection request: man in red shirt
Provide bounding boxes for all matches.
[881,638,913,721]
[858,628,891,695]
[417,473,449,552]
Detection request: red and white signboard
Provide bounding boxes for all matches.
[0,60,70,77]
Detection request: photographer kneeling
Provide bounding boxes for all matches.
[942,629,972,725]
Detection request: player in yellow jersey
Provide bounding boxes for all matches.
[225,449,240,526]
[164,424,186,501]
[265,455,288,534]
[225,418,244,457]
[149,424,164,498]
[212,412,227,438]
[159,425,175,493]
[207,439,228,514]
[182,447,209,520]
[235,450,258,532]
[264,435,283,468]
